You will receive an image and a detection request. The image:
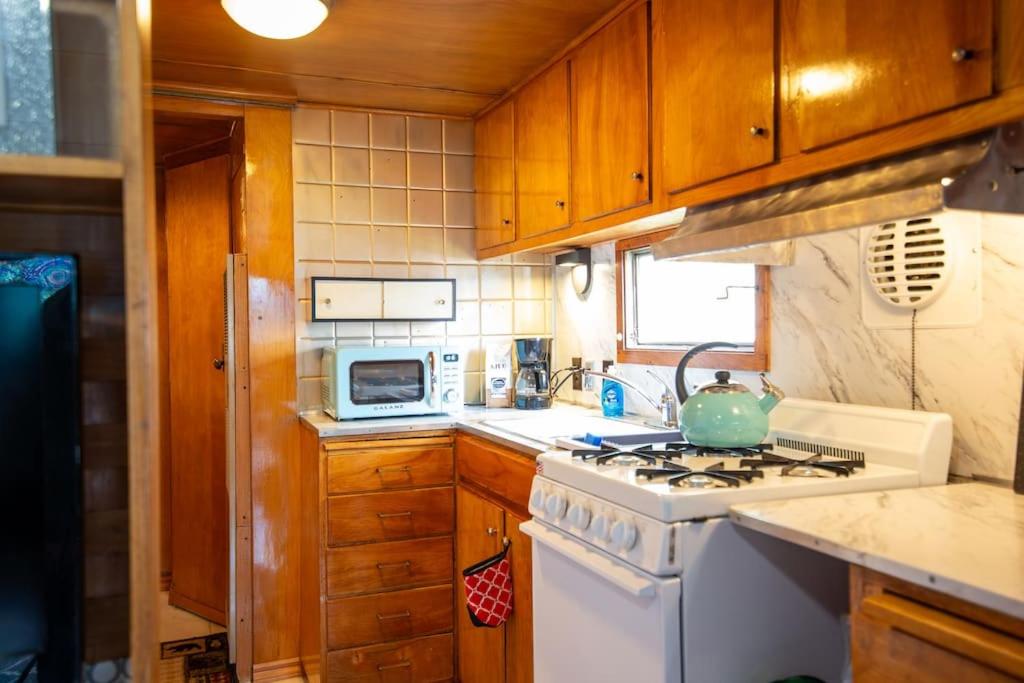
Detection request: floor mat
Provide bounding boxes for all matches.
[159,633,234,682]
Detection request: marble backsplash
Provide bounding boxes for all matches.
[553,212,1024,482]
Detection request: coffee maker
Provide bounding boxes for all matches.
[514,337,552,410]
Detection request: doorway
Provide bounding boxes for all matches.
[154,111,240,631]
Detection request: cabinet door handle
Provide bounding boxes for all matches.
[212,358,225,370]
[377,661,412,672]
[377,610,412,621]
[554,199,566,209]
[376,560,412,571]
[630,171,644,182]
[951,47,974,63]
[502,218,512,225]
[374,465,412,474]
[377,511,413,519]
[486,526,498,536]
[749,125,767,137]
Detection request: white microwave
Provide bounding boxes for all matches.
[321,345,463,420]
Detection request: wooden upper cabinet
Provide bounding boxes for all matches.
[515,61,572,238]
[475,100,516,250]
[781,0,994,153]
[654,0,775,193]
[571,2,651,222]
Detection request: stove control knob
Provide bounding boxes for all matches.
[530,487,546,512]
[567,502,591,530]
[610,519,638,551]
[591,514,611,541]
[544,492,567,519]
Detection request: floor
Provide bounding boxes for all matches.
[158,592,305,682]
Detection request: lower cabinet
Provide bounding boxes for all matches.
[454,433,535,683]
[850,566,1024,681]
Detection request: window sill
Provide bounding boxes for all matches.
[616,347,769,373]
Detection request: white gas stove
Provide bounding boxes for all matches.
[521,398,953,682]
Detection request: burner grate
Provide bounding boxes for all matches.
[636,461,765,488]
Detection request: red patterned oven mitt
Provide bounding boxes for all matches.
[462,539,514,628]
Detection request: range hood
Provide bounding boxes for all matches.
[653,122,1024,261]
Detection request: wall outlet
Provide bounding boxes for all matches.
[571,356,583,391]
[582,360,602,391]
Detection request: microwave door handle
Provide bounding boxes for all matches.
[427,351,438,406]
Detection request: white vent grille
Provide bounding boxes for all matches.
[864,217,953,308]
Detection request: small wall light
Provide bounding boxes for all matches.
[222,0,333,40]
[556,247,592,299]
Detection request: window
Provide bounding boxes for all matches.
[616,232,770,371]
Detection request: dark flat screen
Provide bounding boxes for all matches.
[350,360,425,404]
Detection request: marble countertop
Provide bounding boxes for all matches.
[730,483,1024,620]
[298,403,630,456]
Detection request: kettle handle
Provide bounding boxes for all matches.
[674,341,740,403]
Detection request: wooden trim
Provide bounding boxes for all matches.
[168,588,227,627]
[322,432,454,452]
[290,101,473,120]
[153,93,246,119]
[162,136,232,170]
[613,231,770,371]
[252,657,304,682]
[153,79,298,107]
[476,0,648,118]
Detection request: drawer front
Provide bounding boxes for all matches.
[455,434,535,516]
[326,633,454,682]
[326,537,453,597]
[328,488,454,546]
[327,446,453,494]
[327,585,453,650]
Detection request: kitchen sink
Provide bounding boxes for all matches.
[479,414,677,447]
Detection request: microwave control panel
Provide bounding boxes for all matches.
[439,349,463,406]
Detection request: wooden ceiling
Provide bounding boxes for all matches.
[152,0,622,117]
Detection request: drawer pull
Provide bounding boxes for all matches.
[486,527,498,536]
[377,660,412,672]
[377,511,413,519]
[376,560,412,571]
[377,610,412,621]
[374,465,412,474]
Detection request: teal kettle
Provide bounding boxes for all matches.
[674,342,785,448]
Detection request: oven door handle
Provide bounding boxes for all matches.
[519,520,656,598]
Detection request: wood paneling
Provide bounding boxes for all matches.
[326,537,454,598]
[328,488,455,546]
[455,434,535,518]
[326,446,454,494]
[515,61,572,237]
[654,0,775,193]
[0,155,122,213]
[326,585,453,650]
[165,154,230,625]
[997,0,1024,90]
[325,633,454,682]
[781,0,994,153]
[504,510,533,683]
[239,105,299,667]
[455,487,506,683]
[152,0,620,114]
[475,100,517,250]
[571,1,650,222]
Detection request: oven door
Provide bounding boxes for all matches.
[520,520,681,683]
[337,347,439,417]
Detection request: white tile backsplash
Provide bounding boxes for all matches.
[293,107,554,412]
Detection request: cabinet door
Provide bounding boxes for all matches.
[782,0,993,152]
[504,511,533,683]
[571,2,650,222]
[456,487,506,682]
[655,0,775,193]
[475,101,516,250]
[516,61,571,238]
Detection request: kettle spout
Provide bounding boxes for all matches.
[757,373,785,414]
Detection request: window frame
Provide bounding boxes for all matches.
[614,229,771,372]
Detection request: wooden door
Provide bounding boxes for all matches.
[475,101,516,251]
[655,0,775,193]
[165,154,231,625]
[504,511,533,683]
[516,61,571,238]
[456,487,506,683]
[571,2,650,222]
[781,0,993,153]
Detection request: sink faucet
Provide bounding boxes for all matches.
[583,370,679,429]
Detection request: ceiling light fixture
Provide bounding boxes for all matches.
[221,0,333,40]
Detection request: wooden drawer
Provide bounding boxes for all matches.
[326,537,453,597]
[326,633,454,682]
[328,487,454,546]
[327,445,453,494]
[326,585,453,650]
[455,433,535,516]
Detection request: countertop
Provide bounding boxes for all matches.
[730,482,1024,620]
[299,403,623,456]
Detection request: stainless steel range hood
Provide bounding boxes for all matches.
[653,122,1024,261]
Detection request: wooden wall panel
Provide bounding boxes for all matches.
[240,105,300,666]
